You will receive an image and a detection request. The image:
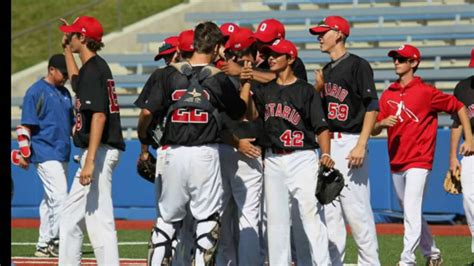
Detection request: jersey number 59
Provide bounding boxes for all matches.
[279,130,304,147]
[327,102,348,121]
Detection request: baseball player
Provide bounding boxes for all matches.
[58,16,126,265]
[309,15,381,266]
[449,49,474,257]
[137,29,196,266]
[220,19,307,84]
[215,27,264,266]
[249,38,333,266]
[14,54,73,257]
[372,44,473,266]
[215,22,240,69]
[136,35,179,168]
[146,21,249,265]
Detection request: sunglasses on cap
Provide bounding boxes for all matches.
[392,56,411,63]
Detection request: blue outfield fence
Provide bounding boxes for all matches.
[11,129,464,223]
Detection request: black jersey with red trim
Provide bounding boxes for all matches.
[72,55,125,151]
[451,75,474,131]
[222,77,265,142]
[254,78,328,150]
[151,64,246,146]
[321,53,379,133]
[134,67,165,110]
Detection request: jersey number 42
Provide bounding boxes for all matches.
[280,130,304,147]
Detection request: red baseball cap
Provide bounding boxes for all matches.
[262,38,298,59]
[309,16,350,37]
[388,44,421,60]
[178,29,194,52]
[253,19,285,43]
[59,16,103,42]
[154,36,179,61]
[225,28,255,51]
[469,48,474,68]
[220,23,240,37]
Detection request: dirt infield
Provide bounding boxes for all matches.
[12,257,146,266]
[11,218,470,236]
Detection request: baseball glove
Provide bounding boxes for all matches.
[444,169,462,194]
[137,153,157,183]
[316,166,345,205]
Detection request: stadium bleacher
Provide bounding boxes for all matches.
[11,0,474,138]
[262,0,453,10]
[186,4,474,26]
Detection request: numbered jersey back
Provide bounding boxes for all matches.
[161,62,222,146]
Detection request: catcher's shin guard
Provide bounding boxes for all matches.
[147,223,177,266]
[193,212,221,266]
[16,126,31,158]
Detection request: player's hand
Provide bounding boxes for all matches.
[221,60,242,76]
[59,18,71,49]
[449,156,461,174]
[237,138,261,158]
[139,150,150,161]
[240,61,253,82]
[346,144,366,168]
[319,154,335,169]
[459,139,474,156]
[314,69,324,92]
[18,156,29,170]
[80,159,95,186]
[380,115,398,128]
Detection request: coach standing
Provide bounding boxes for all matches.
[309,16,380,266]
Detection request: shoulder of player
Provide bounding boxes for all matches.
[347,53,372,67]
[454,76,472,91]
[293,78,314,91]
[81,56,109,76]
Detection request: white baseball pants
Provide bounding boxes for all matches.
[217,144,263,266]
[265,149,329,266]
[59,145,121,266]
[461,154,474,253]
[325,133,380,266]
[158,144,223,222]
[154,146,194,266]
[35,161,68,249]
[392,168,441,265]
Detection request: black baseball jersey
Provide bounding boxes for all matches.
[451,75,474,131]
[254,78,328,150]
[72,55,126,151]
[258,56,308,82]
[222,77,265,142]
[321,53,379,133]
[150,64,246,146]
[134,67,165,110]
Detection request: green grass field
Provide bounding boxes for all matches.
[12,0,183,74]
[12,228,474,265]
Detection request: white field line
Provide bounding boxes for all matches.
[12,241,147,246]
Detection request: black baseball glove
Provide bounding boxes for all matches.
[137,153,157,183]
[315,166,345,205]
